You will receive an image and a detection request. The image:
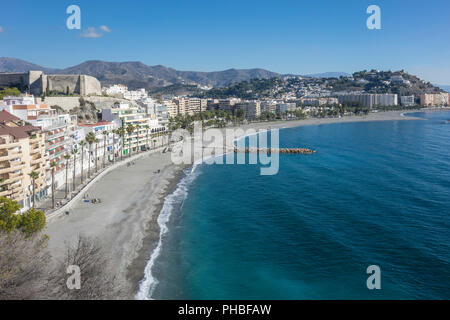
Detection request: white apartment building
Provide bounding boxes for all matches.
[124,88,148,101]
[104,84,128,96]
[102,103,165,155]
[78,121,120,165]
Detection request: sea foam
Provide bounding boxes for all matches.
[135,165,201,300]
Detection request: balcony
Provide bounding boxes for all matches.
[47,130,66,140]
[10,160,25,168]
[0,152,20,162]
[45,121,68,132]
[9,184,22,193]
[0,141,21,149]
[31,156,44,165]
[30,146,46,155]
[0,163,24,174]
[2,173,22,184]
[9,171,22,179]
[46,139,67,150]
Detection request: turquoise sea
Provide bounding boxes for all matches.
[138,111,450,300]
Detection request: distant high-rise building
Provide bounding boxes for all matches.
[400,96,415,107]
[261,101,277,113]
[338,93,398,108]
[164,100,179,118]
[218,99,240,113]
[276,103,296,113]
[234,101,261,119]
[420,93,449,107]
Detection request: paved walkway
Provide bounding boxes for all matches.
[39,140,170,218]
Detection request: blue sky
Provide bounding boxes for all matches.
[1,0,450,84]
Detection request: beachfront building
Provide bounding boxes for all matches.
[173,98,188,117]
[0,111,47,209]
[102,103,166,155]
[420,93,449,107]
[301,97,339,106]
[234,101,261,119]
[186,98,207,115]
[165,100,179,118]
[276,103,297,114]
[261,101,277,114]
[338,93,398,109]
[167,97,208,117]
[400,95,416,107]
[154,104,169,127]
[0,95,77,190]
[218,98,240,113]
[78,121,120,164]
[206,99,220,111]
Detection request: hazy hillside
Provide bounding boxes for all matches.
[304,72,351,78]
[0,57,282,89]
[0,57,57,74]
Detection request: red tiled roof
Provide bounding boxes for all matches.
[0,125,41,139]
[0,110,21,123]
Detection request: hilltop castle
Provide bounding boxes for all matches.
[0,70,101,96]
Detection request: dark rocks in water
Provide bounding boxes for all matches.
[234,147,316,154]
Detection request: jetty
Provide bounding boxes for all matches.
[234,147,316,154]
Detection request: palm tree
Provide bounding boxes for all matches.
[145,125,150,151]
[112,130,117,164]
[94,138,100,173]
[50,161,57,209]
[126,124,135,157]
[79,141,86,184]
[72,148,78,191]
[102,130,108,168]
[64,154,71,198]
[136,126,141,154]
[117,127,125,161]
[28,171,39,208]
[86,132,96,179]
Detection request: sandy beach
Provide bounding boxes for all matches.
[44,108,442,299]
[45,151,185,296]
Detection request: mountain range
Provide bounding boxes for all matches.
[2,57,446,93]
[0,57,286,89]
[0,57,351,90]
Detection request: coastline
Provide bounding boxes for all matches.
[45,151,185,297]
[44,108,446,299]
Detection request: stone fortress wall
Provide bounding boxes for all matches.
[0,71,101,96]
